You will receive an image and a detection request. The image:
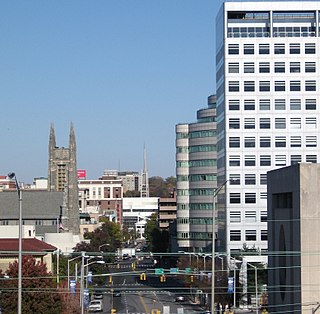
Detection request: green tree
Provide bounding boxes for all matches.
[149,176,176,197]
[0,256,62,314]
[144,213,169,252]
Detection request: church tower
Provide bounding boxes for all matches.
[48,123,80,235]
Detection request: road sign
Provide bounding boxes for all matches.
[155,268,164,275]
[228,277,234,293]
[185,268,191,273]
[170,268,179,274]
[70,280,76,294]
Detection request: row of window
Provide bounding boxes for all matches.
[230,117,317,132]
[229,117,317,130]
[177,188,214,196]
[177,174,217,182]
[230,173,266,185]
[176,144,216,154]
[177,232,212,240]
[227,26,316,39]
[228,42,316,55]
[228,98,317,111]
[229,192,266,204]
[176,159,216,168]
[176,130,216,139]
[230,210,267,223]
[177,218,212,225]
[177,203,213,210]
[230,229,267,242]
[232,135,317,149]
[228,61,316,74]
[229,154,317,167]
[229,80,317,92]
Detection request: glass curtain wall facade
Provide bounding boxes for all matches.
[176,95,217,252]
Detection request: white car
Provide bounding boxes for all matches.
[88,300,103,312]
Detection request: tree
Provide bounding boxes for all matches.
[0,256,62,314]
[144,213,169,252]
[149,176,176,197]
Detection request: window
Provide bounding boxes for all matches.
[259,62,270,73]
[290,136,301,147]
[245,193,256,204]
[245,211,256,222]
[306,99,316,110]
[275,136,286,147]
[260,118,270,129]
[274,43,285,54]
[244,44,254,54]
[259,99,270,110]
[290,118,301,129]
[245,155,256,166]
[244,99,255,110]
[244,62,255,73]
[245,174,256,185]
[229,100,240,110]
[229,81,240,92]
[290,81,301,91]
[261,211,267,222]
[290,43,300,54]
[229,118,240,129]
[245,137,255,148]
[246,230,257,241]
[244,81,255,92]
[260,136,271,147]
[259,44,269,54]
[275,155,286,166]
[275,81,285,91]
[275,118,286,129]
[229,137,240,148]
[306,136,317,147]
[244,118,255,129]
[275,99,285,110]
[230,212,241,223]
[230,193,241,204]
[274,62,285,73]
[228,62,240,73]
[230,230,241,241]
[305,80,316,91]
[260,155,271,166]
[259,81,270,92]
[291,155,301,165]
[306,117,317,128]
[228,44,239,54]
[290,99,301,110]
[229,155,240,166]
[305,62,316,73]
[305,43,315,54]
[261,230,268,241]
[290,62,300,73]
[306,155,317,163]
[260,174,267,185]
[229,174,240,185]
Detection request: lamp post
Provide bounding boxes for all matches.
[85,257,104,288]
[67,254,84,289]
[211,180,230,314]
[98,243,110,252]
[8,172,22,314]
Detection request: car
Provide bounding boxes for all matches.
[175,295,185,302]
[93,292,103,299]
[113,290,121,297]
[88,300,103,312]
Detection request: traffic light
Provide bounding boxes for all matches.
[108,276,112,283]
[111,309,116,314]
[160,275,166,282]
[190,275,194,283]
[140,273,146,281]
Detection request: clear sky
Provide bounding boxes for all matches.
[1,0,225,183]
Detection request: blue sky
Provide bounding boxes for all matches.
[0,0,225,183]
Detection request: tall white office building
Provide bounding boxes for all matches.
[216,1,320,260]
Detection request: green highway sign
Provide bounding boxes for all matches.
[155,268,164,275]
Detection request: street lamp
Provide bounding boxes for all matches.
[67,254,86,289]
[8,172,22,314]
[84,256,104,288]
[99,243,110,252]
[211,180,230,314]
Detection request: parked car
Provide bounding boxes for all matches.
[88,300,103,312]
[93,292,103,299]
